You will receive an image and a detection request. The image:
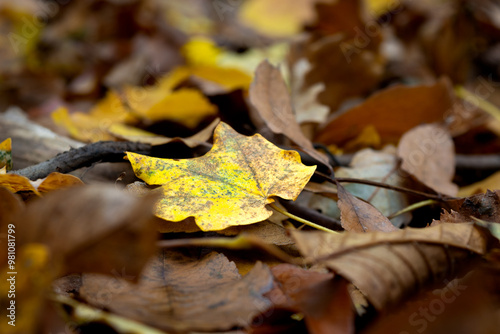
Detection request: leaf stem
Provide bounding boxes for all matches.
[269,203,339,234]
[387,199,437,219]
[454,86,500,122]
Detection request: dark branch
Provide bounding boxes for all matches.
[10,141,152,180]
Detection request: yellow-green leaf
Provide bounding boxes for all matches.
[127,122,316,231]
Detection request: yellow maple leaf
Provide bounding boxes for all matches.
[127,122,316,231]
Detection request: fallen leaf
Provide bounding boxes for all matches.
[291,223,489,310]
[289,0,385,113]
[109,118,219,147]
[249,60,330,169]
[219,220,294,247]
[16,185,159,276]
[445,191,500,225]
[0,172,83,196]
[238,0,320,37]
[398,124,458,196]
[315,79,455,146]
[127,122,316,231]
[0,243,55,334]
[80,251,274,332]
[337,183,398,232]
[0,138,12,170]
[458,170,500,197]
[127,87,217,128]
[291,59,329,124]
[310,148,411,228]
[270,264,355,334]
[52,91,135,142]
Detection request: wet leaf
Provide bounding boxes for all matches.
[127,122,316,231]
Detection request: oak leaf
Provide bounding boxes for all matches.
[127,122,316,231]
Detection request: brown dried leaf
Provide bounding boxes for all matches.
[80,251,274,332]
[315,79,454,146]
[398,124,458,196]
[337,183,397,232]
[435,191,500,226]
[270,264,354,334]
[16,185,159,276]
[290,223,489,310]
[249,60,330,168]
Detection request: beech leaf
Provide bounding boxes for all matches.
[127,122,316,231]
[291,223,489,310]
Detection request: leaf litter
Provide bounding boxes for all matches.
[1,0,500,333]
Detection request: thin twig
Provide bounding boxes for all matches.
[314,171,458,202]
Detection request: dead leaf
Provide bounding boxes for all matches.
[0,172,83,196]
[448,191,500,225]
[16,185,159,276]
[458,170,500,197]
[337,183,398,232]
[398,124,458,196]
[249,60,330,169]
[315,79,455,146]
[270,264,355,334]
[238,0,320,37]
[0,138,12,170]
[289,0,385,113]
[290,223,489,310]
[127,122,316,231]
[311,148,411,227]
[109,118,219,147]
[80,251,274,332]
